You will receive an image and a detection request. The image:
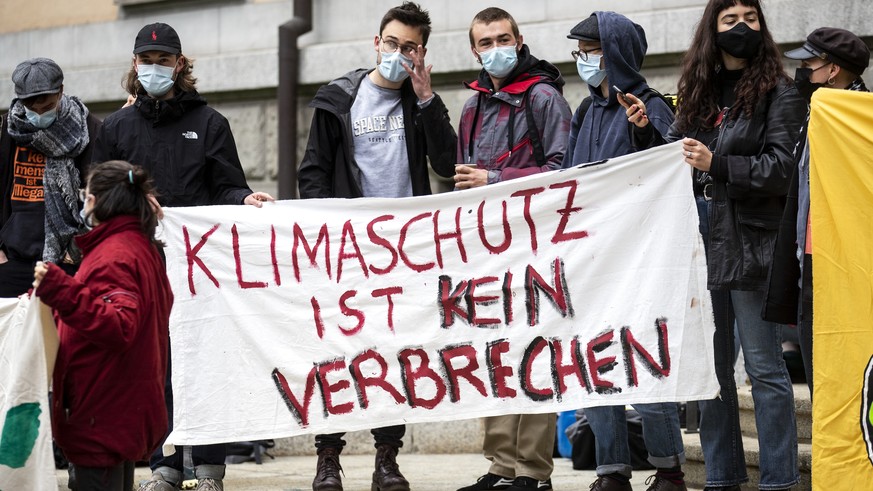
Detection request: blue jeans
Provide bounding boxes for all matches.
[586,403,685,478]
[698,289,799,489]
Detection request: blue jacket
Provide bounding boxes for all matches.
[564,11,673,165]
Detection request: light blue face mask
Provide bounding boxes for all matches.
[79,206,93,230]
[378,51,412,83]
[576,54,607,87]
[137,63,176,97]
[24,106,57,129]
[479,46,518,79]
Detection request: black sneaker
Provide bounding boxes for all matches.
[506,476,552,491]
[457,473,514,491]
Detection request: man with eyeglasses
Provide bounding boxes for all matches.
[298,3,456,491]
[0,58,101,298]
[455,7,570,491]
[560,12,687,491]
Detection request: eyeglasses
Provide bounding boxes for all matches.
[78,189,92,202]
[571,48,603,62]
[380,37,418,57]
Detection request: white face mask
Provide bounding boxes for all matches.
[137,63,176,97]
[478,45,518,79]
[378,51,412,83]
[576,54,607,87]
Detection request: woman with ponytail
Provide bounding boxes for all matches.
[33,160,173,491]
[619,1,806,489]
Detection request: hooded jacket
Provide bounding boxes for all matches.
[37,215,173,467]
[92,90,252,207]
[298,69,457,199]
[564,11,674,166]
[457,45,572,181]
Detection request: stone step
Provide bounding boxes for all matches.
[738,383,811,443]
[682,430,811,490]
[273,418,485,456]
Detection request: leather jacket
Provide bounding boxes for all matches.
[636,80,806,290]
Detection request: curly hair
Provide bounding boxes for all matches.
[675,0,789,132]
[123,54,197,97]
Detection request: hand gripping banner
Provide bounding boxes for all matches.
[160,141,717,449]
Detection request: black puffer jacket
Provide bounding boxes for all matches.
[92,90,251,207]
[298,69,457,199]
[636,80,806,290]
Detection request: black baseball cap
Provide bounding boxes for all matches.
[134,22,182,55]
[784,27,870,76]
[568,14,600,42]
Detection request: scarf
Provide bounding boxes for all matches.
[7,95,90,263]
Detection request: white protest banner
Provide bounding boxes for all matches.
[161,141,717,448]
[0,295,58,491]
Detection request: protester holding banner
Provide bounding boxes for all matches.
[92,22,273,491]
[763,28,870,395]
[624,1,806,489]
[32,160,173,491]
[453,8,572,191]
[297,3,457,491]
[570,12,686,491]
[455,7,571,491]
[0,58,100,298]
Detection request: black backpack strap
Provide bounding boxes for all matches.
[577,96,594,126]
[638,87,675,113]
[523,87,550,167]
[522,80,564,167]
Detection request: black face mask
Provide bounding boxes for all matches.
[716,22,763,59]
[793,64,831,102]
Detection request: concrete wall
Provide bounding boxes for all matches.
[1,0,872,196]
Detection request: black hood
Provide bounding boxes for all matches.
[134,89,207,126]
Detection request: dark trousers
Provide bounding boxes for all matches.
[798,254,814,396]
[150,343,226,471]
[314,425,406,451]
[0,256,77,297]
[0,256,34,297]
[72,461,134,491]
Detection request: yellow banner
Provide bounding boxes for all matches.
[809,88,873,488]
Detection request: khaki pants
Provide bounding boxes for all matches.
[483,413,556,481]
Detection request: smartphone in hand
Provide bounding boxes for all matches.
[612,85,630,105]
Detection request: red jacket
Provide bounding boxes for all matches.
[37,215,173,467]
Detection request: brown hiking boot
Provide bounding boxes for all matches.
[312,447,343,491]
[371,444,409,491]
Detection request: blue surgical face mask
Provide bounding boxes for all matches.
[576,54,607,87]
[79,206,93,230]
[24,106,57,129]
[137,63,176,97]
[378,51,412,83]
[479,45,518,79]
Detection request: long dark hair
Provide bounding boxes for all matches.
[85,161,163,248]
[675,0,789,132]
